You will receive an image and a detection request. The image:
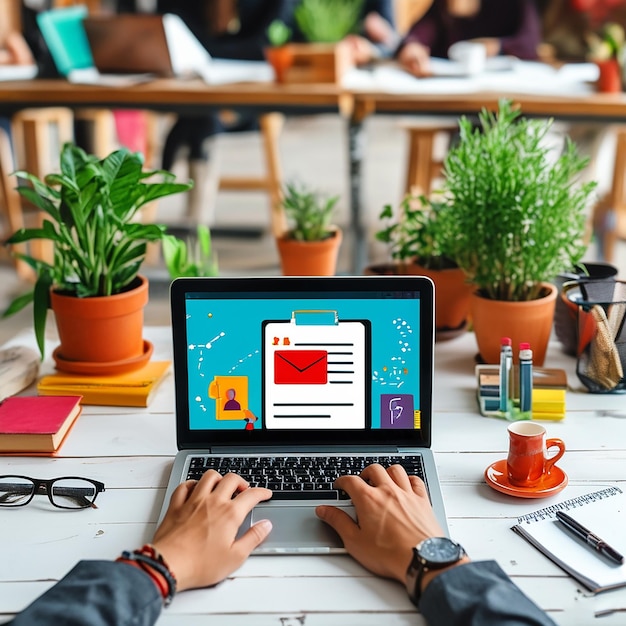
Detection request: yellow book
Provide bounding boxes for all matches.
[37,361,171,407]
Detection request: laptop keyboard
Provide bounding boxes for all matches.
[186,455,425,500]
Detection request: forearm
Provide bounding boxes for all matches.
[420,561,556,626]
[499,0,542,60]
[8,561,162,626]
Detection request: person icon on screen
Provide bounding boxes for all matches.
[224,389,241,411]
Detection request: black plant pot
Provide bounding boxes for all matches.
[554,262,618,356]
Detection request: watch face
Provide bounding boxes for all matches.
[419,537,462,565]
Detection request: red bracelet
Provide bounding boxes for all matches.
[116,544,177,606]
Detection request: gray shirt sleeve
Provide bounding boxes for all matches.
[8,561,162,626]
[420,560,557,626]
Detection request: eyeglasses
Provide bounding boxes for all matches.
[0,475,105,509]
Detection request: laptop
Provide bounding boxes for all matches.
[37,8,214,84]
[160,275,448,554]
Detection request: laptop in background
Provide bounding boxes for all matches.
[160,275,448,554]
[37,9,213,84]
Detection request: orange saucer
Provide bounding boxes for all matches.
[484,459,568,499]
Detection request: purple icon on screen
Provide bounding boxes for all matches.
[380,394,414,429]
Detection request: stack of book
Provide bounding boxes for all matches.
[0,395,82,454]
[37,360,171,408]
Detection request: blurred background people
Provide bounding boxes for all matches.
[396,0,542,77]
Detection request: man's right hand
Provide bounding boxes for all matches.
[316,464,447,584]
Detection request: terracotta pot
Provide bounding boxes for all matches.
[264,45,294,83]
[596,59,622,93]
[470,283,558,366]
[50,275,149,368]
[413,263,472,332]
[363,262,423,276]
[276,228,342,276]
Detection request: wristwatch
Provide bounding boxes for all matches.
[406,537,466,607]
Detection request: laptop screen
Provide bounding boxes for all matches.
[171,276,434,448]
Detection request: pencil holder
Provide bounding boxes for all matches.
[568,280,626,393]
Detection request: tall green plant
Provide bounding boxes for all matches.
[295,0,364,43]
[442,100,596,301]
[3,143,192,356]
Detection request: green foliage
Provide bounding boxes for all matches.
[375,194,456,270]
[295,0,364,43]
[267,19,292,47]
[282,181,338,242]
[441,100,596,302]
[3,143,192,357]
[163,225,218,279]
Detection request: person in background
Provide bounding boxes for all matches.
[397,0,542,76]
[143,0,295,224]
[8,464,556,626]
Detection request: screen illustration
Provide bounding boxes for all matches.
[184,294,422,432]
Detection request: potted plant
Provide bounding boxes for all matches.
[163,225,218,279]
[587,22,624,92]
[441,100,597,365]
[3,143,192,373]
[265,19,294,83]
[287,0,362,84]
[371,193,472,337]
[275,180,342,276]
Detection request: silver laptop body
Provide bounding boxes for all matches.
[160,276,448,554]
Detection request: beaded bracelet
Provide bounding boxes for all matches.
[117,544,177,606]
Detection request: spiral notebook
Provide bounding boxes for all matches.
[512,487,626,593]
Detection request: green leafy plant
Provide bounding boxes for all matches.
[295,0,364,43]
[375,193,456,271]
[267,19,292,47]
[441,100,596,302]
[3,142,192,356]
[282,181,339,241]
[163,225,218,279]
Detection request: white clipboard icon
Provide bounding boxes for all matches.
[263,310,370,429]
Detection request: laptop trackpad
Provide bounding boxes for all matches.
[244,505,354,554]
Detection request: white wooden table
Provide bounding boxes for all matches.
[1,326,626,625]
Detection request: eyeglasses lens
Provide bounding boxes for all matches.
[51,478,98,508]
[0,476,35,506]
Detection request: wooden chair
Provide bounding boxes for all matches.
[403,121,458,196]
[0,126,32,279]
[593,127,626,262]
[217,112,286,237]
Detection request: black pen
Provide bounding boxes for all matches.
[555,510,624,565]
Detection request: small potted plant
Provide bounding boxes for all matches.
[587,22,624,92]
[288,0,363,84]
[371,193,472,337]
[3,143,192,373]
[440,100,597,364]
[265,19,293,83]
[163,225,218,279]
[275,180,342,276]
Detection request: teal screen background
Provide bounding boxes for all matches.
[185,296,421,431]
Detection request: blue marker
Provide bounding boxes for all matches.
[519,342,533,415]
[499,337,512,413]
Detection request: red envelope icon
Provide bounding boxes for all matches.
[274,350,328,385]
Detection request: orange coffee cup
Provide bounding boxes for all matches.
[507,422,565,487]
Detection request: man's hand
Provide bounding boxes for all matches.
[316,464,445,583]
[153,471,272,591]
[398,42,432,77]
